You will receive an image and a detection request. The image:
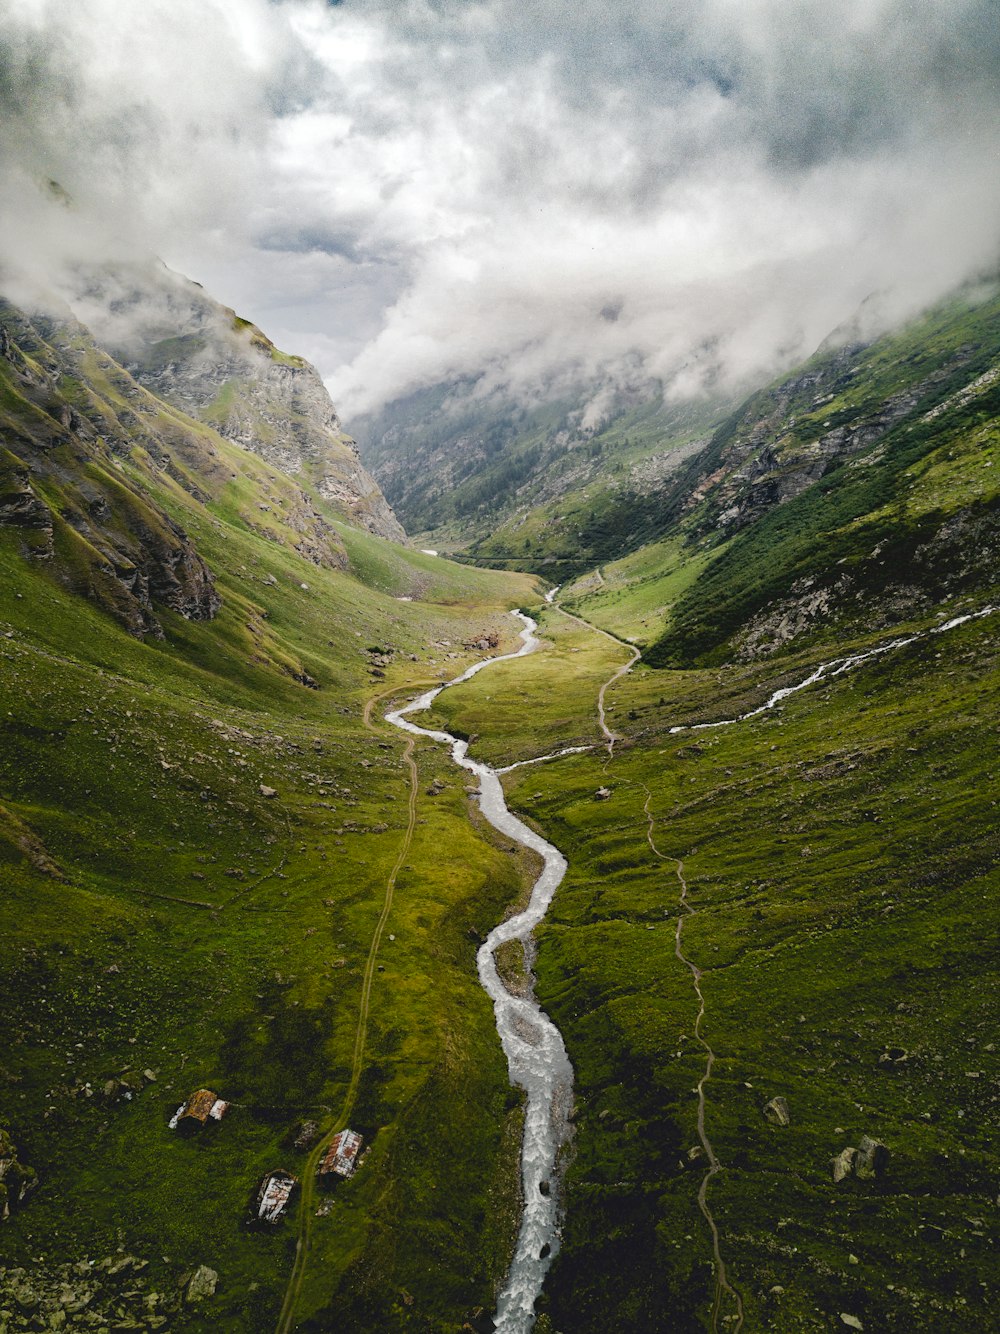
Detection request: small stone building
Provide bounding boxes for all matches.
[169,1088,229,1131]
[317,1129,362,1179]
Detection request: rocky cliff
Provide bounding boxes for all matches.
[75,263,405,542]
[0,300,221,637]
[0,264,406,637]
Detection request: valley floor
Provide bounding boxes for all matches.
[428,595,1000,1333]
[3,524,998,1333]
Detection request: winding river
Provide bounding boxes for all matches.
[385,612,574,1333]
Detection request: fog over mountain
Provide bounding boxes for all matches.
[2,0,999,418]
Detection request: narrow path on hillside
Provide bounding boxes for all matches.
[547,594,640,753]
[274,687,426,1334]
[642,789,745,1334]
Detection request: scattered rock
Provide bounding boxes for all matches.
[762,1096,790,1126]
[259,785,278,798]
[839,1315,864,1330]
[831,1147,859,1183]
[294,1120,320,1150]
[855,1134,889,1180]
[878,1046,908,1068]
[184,1266,218,1304]
[832,1134,889,1183]
[594,787,611,801]
[0,1126,38,1220]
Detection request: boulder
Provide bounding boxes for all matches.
[185,1266,218,1304]
[594,787,612,801]
[832,1134,889,1183]
[259,785,278,798]
[855,1135,889,1180]
[831,1147,859,1183]
[763,1096,790,1126]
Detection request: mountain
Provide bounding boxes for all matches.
[0,267,403,639]
[357,282,1000,641]
[0,268,542,1330]
[559,282,1000,664]
[354,379,730,571]
[76,262,405,543]
[4,255,1000,1334]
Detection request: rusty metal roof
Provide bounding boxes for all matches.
[180,1089,218,1122]
[256,1170,297,1224]
[318,1129,363,1177]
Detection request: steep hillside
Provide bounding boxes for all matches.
[556,284,1000,663]
[355,381,728,570]
[76,262,404,542]
[0,278,547,1331]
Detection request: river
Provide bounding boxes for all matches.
[385,612,573,1333]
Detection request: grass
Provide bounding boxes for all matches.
[430,598,1000,1332]
[0,441,542,1331]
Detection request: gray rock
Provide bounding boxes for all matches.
[259,785,278,798]
[763,1096,790,1126]
[832,1134,889,1182]
[184,1266,218,1304]
[855,1135,889,1180]
[831,1147,859,1183]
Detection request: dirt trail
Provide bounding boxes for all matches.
[550,603,640,752]
[545,587,743,1329]
[642,790,745,1334]
[274,686,425,1334]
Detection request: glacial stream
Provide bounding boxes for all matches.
[385,612,574,1333]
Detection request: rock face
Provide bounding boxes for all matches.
[0,263,404,636]
[0,298,221,637]
[76,263,405,543]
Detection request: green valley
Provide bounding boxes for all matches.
[3,272,999,1334]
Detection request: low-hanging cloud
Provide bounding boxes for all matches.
[2,0,999,418]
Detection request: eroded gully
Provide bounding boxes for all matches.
[385,612,573,1334]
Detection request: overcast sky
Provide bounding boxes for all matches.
[2,0,999,421]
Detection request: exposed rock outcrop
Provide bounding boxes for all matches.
[0,303,221,637]
[0,1127,37,1221]
[76,263,405,542]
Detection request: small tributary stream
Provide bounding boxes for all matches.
[385,612,573,1333]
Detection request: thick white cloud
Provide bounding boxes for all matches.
[2,0,999,415]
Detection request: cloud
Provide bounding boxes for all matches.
[0,0,295,303]
[2,0,999,418]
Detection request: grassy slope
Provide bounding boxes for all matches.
[428,599,1000,1332]
[0,444,544,1332]
[641,292,1000,665]
[358,387,726,572]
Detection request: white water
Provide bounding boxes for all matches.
[386,612,574,1333]
[670,605,998,734]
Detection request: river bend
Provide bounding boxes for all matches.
[386,612,573,1333]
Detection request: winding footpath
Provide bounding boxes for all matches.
[549,593,641,754]
[642,790,745,1334]
[386,614,574,1334]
